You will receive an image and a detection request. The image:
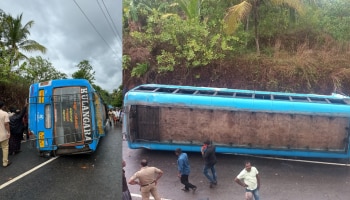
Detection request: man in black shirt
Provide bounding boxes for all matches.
[201,140,217,188]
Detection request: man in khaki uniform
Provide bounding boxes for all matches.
[0,101,11,167]
[128,159,163,200]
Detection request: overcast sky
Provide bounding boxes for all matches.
[0,0,122,92]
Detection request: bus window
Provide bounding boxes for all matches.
[53,87,84,145]
[45,105,51,128]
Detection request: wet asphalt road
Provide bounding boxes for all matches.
[0,124,123,200]
[123,140,350,200]
[1,125,350,200]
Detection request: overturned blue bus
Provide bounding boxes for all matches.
[28,79,108,157]
[123,84,350,159]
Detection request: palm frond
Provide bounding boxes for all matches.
[20,40,47,53]
[223,1,252,35]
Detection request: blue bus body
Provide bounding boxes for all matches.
[28,79,108,156]
[123,84,350,159]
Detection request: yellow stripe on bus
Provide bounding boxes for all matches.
[39,132,45,147]
[39,90,44,103]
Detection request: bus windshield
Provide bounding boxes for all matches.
[53,87,86,145]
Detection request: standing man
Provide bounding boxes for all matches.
[234,161,261,200]
[108,109,114,126]
[128,159,163,200]
[112,109,118,125]
[201,140,217,188]
[0,101,11,167]
[175,148,197,193]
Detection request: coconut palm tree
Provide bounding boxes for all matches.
[1,13,46,67]
[223,0,304,55]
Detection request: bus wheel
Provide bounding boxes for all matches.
[43,152,51,158]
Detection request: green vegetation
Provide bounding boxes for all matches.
[123,0,350,95]
[72,60,96,83]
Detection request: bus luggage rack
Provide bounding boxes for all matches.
[28,93,96,104]
[136,85,350,105]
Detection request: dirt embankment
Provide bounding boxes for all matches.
[0,83,28,110]
[123,50,350,96]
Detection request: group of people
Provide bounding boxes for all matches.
[108,108,123,126]
[122,140,261,200]
[0,101,28,168]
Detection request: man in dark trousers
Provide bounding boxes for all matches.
[201,140,217,188]
[175,148,197,193]
[9,103,27,155]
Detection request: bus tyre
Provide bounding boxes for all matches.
[43,152,51,158]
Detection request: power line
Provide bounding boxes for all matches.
[101,0,122,43]
[73,0,118,56]
[97,0,122,47]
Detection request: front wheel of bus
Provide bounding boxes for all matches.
[41,151,51,158]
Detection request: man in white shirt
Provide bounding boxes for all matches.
[0,101,11,167]
[235,161,260,200]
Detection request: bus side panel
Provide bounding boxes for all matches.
[129,105,349,152]
[93,93,106,137]
[28,84,55,151]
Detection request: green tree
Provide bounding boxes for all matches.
[0,46,12,83]
[71,60,95,83]
[123,0,173,32]
[1,12,46,67]
[318,0,350,42]
[130,13,237,72]
[92,84,112,105]
[20,56,67,84]
[223,0,304,55]
[111,85,124,108]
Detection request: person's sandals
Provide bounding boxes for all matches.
[192,186,197,193]
[181,187,190,192]
[3,161,12,168]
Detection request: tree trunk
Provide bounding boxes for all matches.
[253,0,260,56]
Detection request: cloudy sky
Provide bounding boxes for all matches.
[0,0,122,92]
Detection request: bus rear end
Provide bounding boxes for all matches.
[29,79,104,156]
